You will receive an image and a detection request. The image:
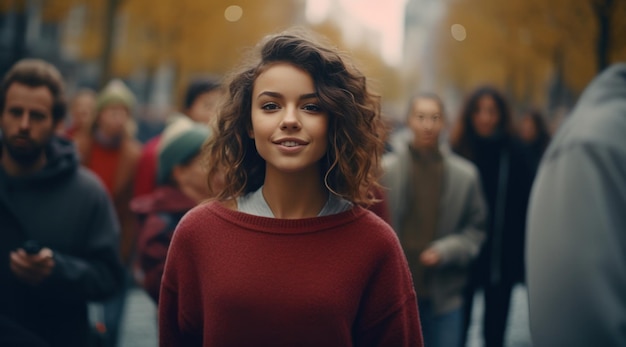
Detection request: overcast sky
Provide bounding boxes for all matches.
[306,0,408,66]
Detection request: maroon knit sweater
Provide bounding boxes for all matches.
[159,201,423,346]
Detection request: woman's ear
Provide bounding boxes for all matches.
[248,126,254,139]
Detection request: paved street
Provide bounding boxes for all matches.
[119,287,157,347]
[119,284,532,347]
[467,285,532,347]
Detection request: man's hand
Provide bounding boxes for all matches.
[419,248,441,267]
[10,248,55,286]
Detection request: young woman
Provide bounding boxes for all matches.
[451,86,533,347]
[158,30,423,346]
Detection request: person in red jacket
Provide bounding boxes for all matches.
[132,79,223,199]
[159,29,423,347]
[130,116,214,303]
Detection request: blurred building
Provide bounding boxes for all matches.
[402,0,446,93]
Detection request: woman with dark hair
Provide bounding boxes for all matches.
[451,86,533,347]
[518,108,551,175]
[158,29,423,346]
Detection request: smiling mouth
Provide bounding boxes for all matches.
[281,141,302,147]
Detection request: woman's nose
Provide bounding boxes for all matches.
[280,106,300,130]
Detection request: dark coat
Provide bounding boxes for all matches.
[0,137,124,347]
[462,135,533,285]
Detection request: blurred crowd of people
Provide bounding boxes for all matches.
[1,27,624,347]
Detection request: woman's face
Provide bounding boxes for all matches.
[249,63,329,176]
[97,104,129,138]
[471,95,501,138]
[187,89,224,125]
[174,154,212,199]
[70,94,95,129]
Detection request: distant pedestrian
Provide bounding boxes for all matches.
[0,59,123,347]
[131,116,216,303]
[183,78,224,125]
[527,63,626,346]
[63,88,96,140]
[517,108,550,175]
[133,78,223,198]
[451,86,533,347]
[383,92,486,347]
[159,29,423,346]
[73,78,142,347]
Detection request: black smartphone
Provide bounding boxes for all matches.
[23,240,42,255]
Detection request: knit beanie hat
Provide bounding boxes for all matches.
[157,116,211,185]
[96,79,136,113]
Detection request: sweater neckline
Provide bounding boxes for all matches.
[237,185,353,218]
[205,200,367,235]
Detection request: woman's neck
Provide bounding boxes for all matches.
[262,167,328,219]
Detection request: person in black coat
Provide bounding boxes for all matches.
[451,86,533,347]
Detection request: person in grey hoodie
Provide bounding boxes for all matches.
[526,63,626,346]
[383,92,486,347]
[0,59,124,347]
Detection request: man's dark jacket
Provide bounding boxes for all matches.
[0,136,124,347]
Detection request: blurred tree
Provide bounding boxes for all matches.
[40,0,303,103]
[591,0,617,72]
[117,0,305,106]
[2,0,28,71]
[431,0,626,115]
[15,0,403,114]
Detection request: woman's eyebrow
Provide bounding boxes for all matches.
[299,93,318,100]
[257,91,282,99]
[256,91,319,100]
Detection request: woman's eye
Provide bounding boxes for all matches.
[261,103,279,111]
[303,104,321,112]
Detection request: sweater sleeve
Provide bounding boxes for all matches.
[381,151,405,231]
[353,224,424,347]
[431,171,487,267]
[39,184,124,301]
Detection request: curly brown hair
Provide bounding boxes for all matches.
[204,29,384,206]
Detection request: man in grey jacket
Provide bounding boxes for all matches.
[0,59,124,347]
[526,63,626,346]
[383,92,486,347]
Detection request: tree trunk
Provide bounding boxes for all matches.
[592,0,614,73]
[99,0,121,88]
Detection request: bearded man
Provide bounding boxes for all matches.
[0,59,123,347]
